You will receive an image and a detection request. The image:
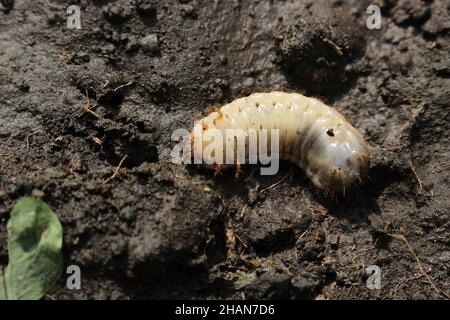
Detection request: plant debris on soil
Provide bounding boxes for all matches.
[0,0,449,299]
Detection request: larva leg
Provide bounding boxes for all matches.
[235,161,242,179]
[214,164,223,177]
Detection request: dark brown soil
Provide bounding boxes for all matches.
[0,0,449,299]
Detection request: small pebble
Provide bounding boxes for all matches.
[140,34,160,53]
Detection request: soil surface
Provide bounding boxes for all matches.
[1,0,449,299]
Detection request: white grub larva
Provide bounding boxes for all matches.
[190,92,371,194]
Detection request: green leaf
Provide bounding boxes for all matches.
[2,197,63,300]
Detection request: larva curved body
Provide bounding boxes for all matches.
[191,92,371,193]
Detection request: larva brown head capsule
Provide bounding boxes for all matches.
[305,123,371,194]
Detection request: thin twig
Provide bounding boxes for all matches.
[395,105,425,143]
[234,233,248,257]
[408,160,423,190]
[113,81,133,93]
[45,294,56,300]
[126,97,143,105]
[82,90,100,119]
[323,37,343,56]
[225,214,236,262]
[297,227,312,242]
[239,204,247,218]
[82,102,100,119]
[389,233,450,299]
[394,273,424,295]
[103,155,128,184]
[260,169,292,193]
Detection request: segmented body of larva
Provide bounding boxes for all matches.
[190,92,371,194]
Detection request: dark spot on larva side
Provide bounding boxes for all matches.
[256,102,260,108]
[303,129,321,157]
[272,102,276,106]
[297,124,311,142]
[327,128,334,136]
[297,124,313,164]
